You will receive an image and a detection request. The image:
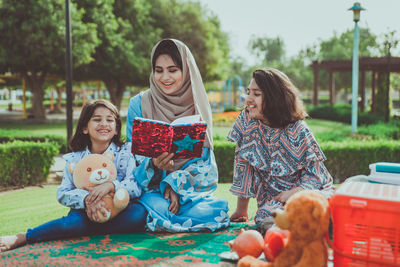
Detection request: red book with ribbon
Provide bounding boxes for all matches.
[131,115,207,159]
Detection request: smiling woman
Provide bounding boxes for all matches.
[152,40,184,96]
[126,39,230,233]
[153,54,183,95]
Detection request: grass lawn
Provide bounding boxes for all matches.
[0,118,353,143]
[0,117,349,236]
[0,183,257,236]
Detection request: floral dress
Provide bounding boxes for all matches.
[228,110,333,224]
[127,94,230,232]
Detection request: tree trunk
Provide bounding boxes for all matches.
[104,79,125,111]
[375,71,390,118]
[24,72,47,119]
[55,85,64,113]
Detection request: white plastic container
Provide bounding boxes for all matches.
[368,162,400,185]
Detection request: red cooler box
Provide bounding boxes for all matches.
[330,181,400,266]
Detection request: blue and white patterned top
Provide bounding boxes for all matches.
[228,110,333,223]
[57,142,142,210]
[127,93,230,232]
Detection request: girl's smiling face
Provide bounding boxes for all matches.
[154,54,183,95]
[83,106,117,145]
[246,78,268,124]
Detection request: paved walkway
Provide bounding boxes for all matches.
[0,108,128,122]
[0,109,81,122]
[48,155,66,184]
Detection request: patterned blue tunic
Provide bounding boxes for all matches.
[228,110,333,224]
[127,94,230,232]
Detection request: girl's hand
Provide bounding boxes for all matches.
[230,209,249,222]
[85,199,110,222]
[164,184,180,214]
[230,198,249,222]
[152,152,174,171]
[83,182,114,205]
[274,187,304,204]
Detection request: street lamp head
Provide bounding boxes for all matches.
[348,2,366,22]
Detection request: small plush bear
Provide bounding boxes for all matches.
[68,152,130,223]
[238,190,330,267]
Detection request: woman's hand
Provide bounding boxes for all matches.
[85,198,110,222]
[83,182,114,205]
[274,187,304,204]
[152,152,174,171]
[164,184,180,214]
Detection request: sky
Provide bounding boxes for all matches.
[200,0,400,65]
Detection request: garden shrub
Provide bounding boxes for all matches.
[224,106,241,112]
[357,120,400,140]
[0,129,66,153]
[0,141,60,187]
[213,139,400,184]
[307,104,385,125]
[321,140,400,183]
[214,140,235,183]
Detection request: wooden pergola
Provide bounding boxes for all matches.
[311,57,400,112]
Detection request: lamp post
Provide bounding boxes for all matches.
[349,2,365,133]
[65,0,73,149]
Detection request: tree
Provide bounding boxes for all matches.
[376,30,399,120]
[248,36,286,64]
[0,0,99,118]
[74,0,230,109]
[319,28,378,60]
[284,47,315,92]
[74,0,161,109]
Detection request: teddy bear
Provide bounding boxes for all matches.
[238,190,330,267]
[68,152,130,223]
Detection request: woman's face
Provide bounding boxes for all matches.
[246,78,268,124]
[154,54,183,95]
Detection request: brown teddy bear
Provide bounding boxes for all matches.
[68,152,130,223]
[238,190,330,267]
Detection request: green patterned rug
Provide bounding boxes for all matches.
[0,223,254,266]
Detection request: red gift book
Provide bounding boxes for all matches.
[131,115,207,159]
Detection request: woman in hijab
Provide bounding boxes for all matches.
[126,39,230,232]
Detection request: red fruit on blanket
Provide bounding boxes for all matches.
[263,229,289,261]
[228,229,264,259]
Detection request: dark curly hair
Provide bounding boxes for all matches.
[252,68,306,128]
[68,99,123,152]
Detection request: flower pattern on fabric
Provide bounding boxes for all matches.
[228,110,334,224]
[173,171,188,187]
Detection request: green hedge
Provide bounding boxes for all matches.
[214,141,236,183]
[0,141,60,187]
[0,129,66,153]
[307,104,385,125]
[322,140,400,183]
[214,140,400,184]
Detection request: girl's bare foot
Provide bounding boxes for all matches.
[0,233,27,252]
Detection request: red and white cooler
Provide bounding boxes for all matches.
[330,181,400,266]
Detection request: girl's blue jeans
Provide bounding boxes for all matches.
[26,201,147,244]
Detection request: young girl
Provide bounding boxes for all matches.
[0,100,146,252]
[229,69,334,230]
[126,39,230,232]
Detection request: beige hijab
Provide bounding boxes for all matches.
[141,39,213,169]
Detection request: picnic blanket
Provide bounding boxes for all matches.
[0,222,254,266]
